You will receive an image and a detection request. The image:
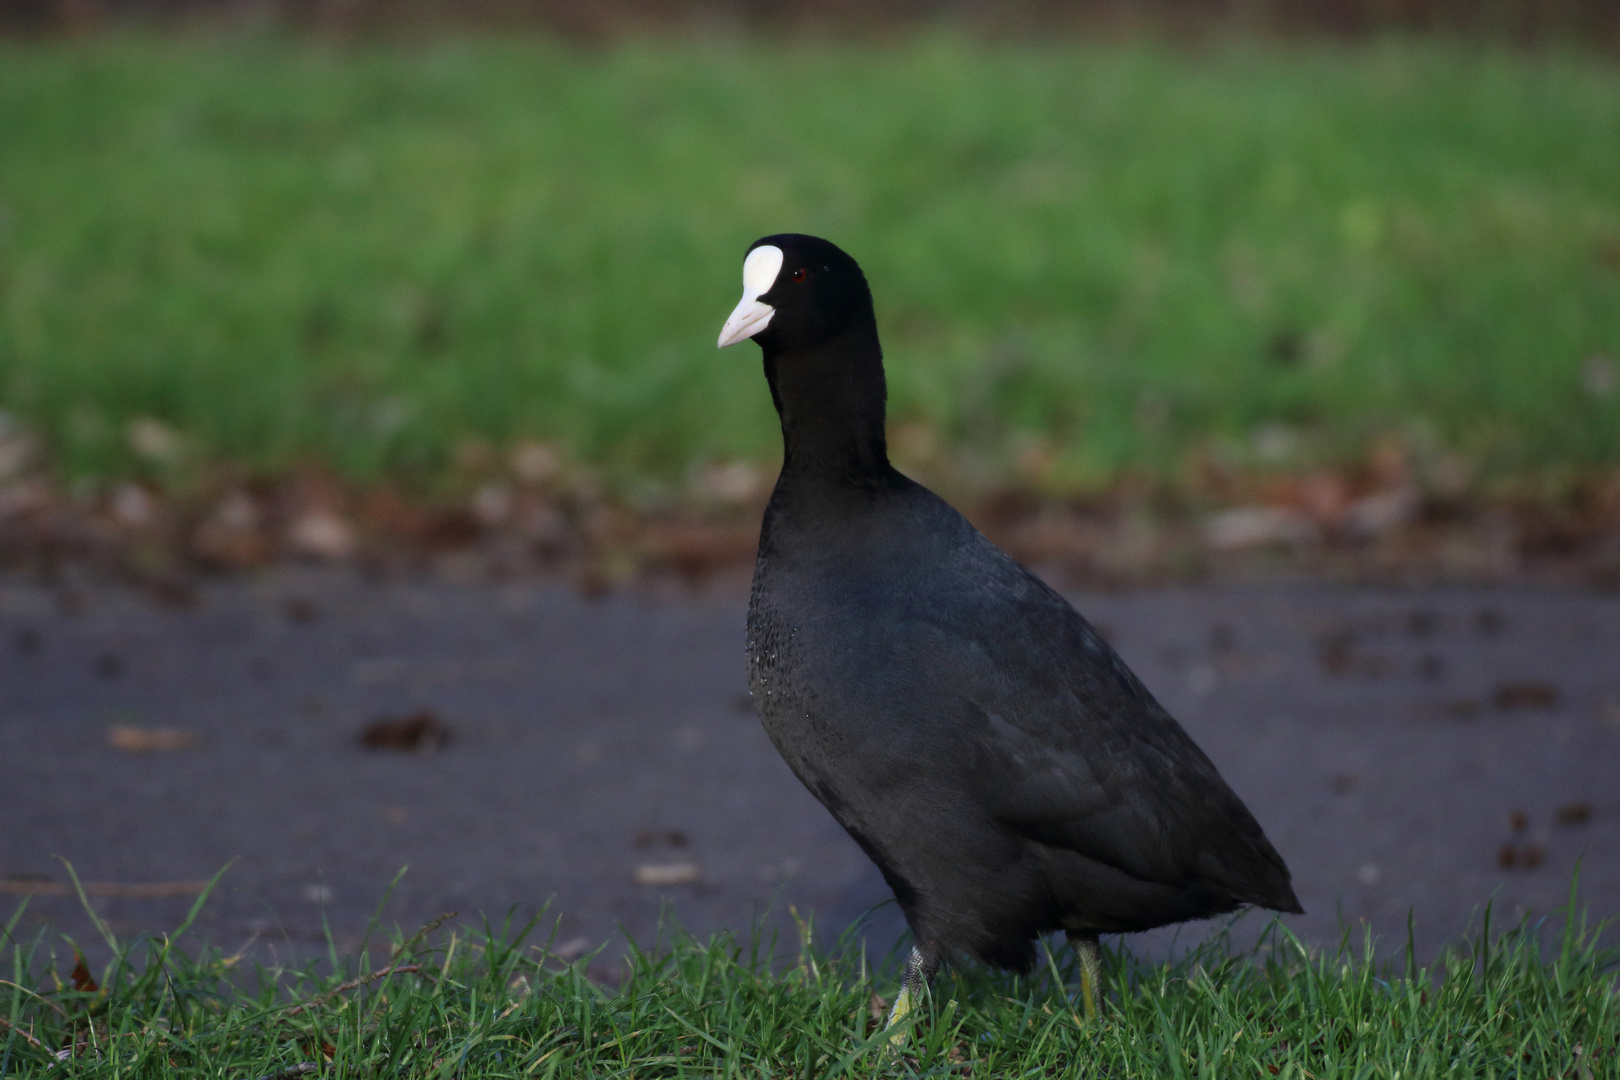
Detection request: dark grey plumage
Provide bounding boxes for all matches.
[724,234,1300,997]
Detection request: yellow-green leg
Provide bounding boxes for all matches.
[1067,931,1103,1021]
[884,945,939,1048]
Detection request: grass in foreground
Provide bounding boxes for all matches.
[2,878,1614,1078]
[0,35,1618,500]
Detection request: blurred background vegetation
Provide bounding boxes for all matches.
[0,1,1617,509]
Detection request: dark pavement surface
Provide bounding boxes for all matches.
[2,570,1617,975]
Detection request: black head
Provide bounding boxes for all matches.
[717,234,875,354]
[717,234,893,485]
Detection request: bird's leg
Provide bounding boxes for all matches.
[1067,931,1103,1021]
[884,944,939,1048]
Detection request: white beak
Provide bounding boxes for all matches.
[718,244,784,348]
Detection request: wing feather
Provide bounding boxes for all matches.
[925,552,1291,903]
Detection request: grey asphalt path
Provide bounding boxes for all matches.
[2,570,1617,976]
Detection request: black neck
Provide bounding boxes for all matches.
[762,321,893,489]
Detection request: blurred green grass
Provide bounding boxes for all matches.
[0,34,1617,497]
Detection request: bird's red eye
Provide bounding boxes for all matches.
[791,268,807,282]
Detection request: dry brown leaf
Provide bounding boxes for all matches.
[1492,681,1559,711]
[69,952,98,994]
[1556,801,1593,826]
[108,726,201,753]
[633,862,701,886]
[359,710,449,752]
[287,510,356,560]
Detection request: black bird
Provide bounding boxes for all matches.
[718,234,1301,1037]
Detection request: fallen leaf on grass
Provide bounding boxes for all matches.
[633,862,701,886]
[108,726,201,753]
[287,510,355,561]
[1341,487,1420,539]
[1204,506,1318,551]
[70,951,98,993]
[190,491,269,570]
[359,710,449,752]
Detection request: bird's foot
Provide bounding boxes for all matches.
[882,982,918,1049]
[882,944,938,1050]
[1068,931,1103,1022]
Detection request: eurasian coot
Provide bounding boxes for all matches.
[719,234,1301,1038]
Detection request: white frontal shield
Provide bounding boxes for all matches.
[718,245,784,348]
